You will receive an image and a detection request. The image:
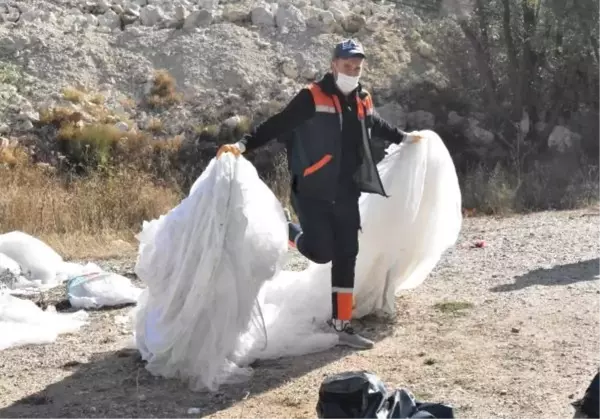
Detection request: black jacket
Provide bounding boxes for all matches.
[239,73,406,201]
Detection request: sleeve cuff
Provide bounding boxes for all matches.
[235,141,246,153]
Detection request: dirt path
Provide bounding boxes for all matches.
[1,209,598,418]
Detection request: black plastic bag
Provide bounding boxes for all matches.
[316,370,455,419]
[573,371,599,418]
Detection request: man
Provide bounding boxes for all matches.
[217,39,422,350]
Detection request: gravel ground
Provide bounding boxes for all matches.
[0,208,598,418]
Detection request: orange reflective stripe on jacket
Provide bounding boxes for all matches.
[308,83,341,114]
[303,154,332,176]
[356,94,373,120]
[308,83,373,120]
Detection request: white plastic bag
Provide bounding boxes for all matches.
[67,269,143,309]
[0,293,89,351]
[134,153,287,391]
[0,253,21,277]
[0,231,64,285]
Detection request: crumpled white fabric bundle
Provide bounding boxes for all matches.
[133,153,288,391]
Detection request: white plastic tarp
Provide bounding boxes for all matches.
[134,130,462,391]
[0,293,89,351]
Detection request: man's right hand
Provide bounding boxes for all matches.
[217,143,243,158]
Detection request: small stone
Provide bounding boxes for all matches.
[281,59,298,79]
[499,390,507,396]
[115,121,129,131]
[511,327,520,333]
[17,120,34,131]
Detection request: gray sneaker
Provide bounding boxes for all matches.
[328,319,374,350]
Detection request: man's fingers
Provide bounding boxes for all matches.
[217,144,241,158]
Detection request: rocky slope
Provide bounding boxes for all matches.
[1,0,432,130]
[0,0,582,160]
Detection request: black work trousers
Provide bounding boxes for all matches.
[290,191,361,321]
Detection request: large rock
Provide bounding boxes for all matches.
[183,9,212,29]
[251,5,275,27]
[98,9,121,28]
[275,4,306,33]
[547,125,582,153]
[465,118,494,146]
[342,13,366,33]
[140,5,166,26]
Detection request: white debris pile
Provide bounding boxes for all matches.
[0,231,143,308]
[0,231,65,290]
[0,231,144,351]
[133,130,463,391]
[0,293,89,351]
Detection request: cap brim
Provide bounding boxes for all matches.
[336,49,366,59]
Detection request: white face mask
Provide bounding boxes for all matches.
[335,72,360,94]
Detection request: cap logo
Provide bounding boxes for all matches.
[341,39,359,50]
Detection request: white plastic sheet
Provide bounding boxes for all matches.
[134,130,462,391]
[134,153,288,391]
[0,231,64,286]
[67,267,143,309]
[0,293,89,351]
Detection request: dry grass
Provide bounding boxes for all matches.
[61,86,86,103]
[460,160,599,214]
[146,117,163,133]
[145,69,183,109]
[90,93,105,105]
[0,161,181,260]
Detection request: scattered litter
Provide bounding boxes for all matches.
[187,408,201,415]
[0,231,64,286]
[67,268,143,309]
[474,240,486,248]
[316,371,455,418]
[0,293,89,351]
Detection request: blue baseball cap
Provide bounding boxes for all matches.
[333,39,365,59]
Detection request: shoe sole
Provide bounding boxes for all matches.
[336,341,374,350]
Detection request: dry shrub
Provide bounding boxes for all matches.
[90,93,105,105]
[146,69,183,109]
[264,151,291,211]
[0,163,182,257]
[147,117,163,132]
[62,86,86,103]
[39,106,86,127]
[461,158,599,214]
[0,144,29,167]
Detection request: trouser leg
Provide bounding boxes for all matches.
[330,197,361,321]
[289,192,334,264]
